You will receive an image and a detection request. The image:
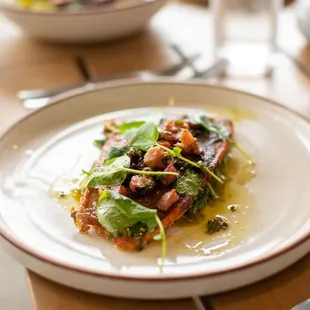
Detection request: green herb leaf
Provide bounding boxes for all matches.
[127,122,159,151]
[118,121,146,133]
[86,155,130,188]
[176,170,201,196]
[93,138,107,149]
[123,128,138,142]
[97,190,157,235]
[105,146,130,161]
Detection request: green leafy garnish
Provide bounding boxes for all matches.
[194,115,255,165]
[86,155,178,189]
[97,190,158,236]
[158,144,223,184]
[123,128,137,142]
[93,138,107,149]
[87,156,130,188]
[105,146,130,161]
[125,122,222,183]
[118,121,146,133]
[176,170,202,196]
[126,122,159,151]
[97,190,166,270]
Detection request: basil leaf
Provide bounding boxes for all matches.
[127,122,159,151]
[93,138,107,149]
[86,155,130,188]
[118,121,146,133]
[105,146,130,161]
[123,128,138,142]
[97,190,157,235]
[176,170,201,196]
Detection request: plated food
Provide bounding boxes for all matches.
[70,114,254,265]
[0,81,310,299]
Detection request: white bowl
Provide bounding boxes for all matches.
[0,0,166,43]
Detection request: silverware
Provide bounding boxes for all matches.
[19,54,199,108]
[19,49,226,110]
[171,44,227,79]
[291,299,310,310]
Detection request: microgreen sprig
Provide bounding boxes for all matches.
[155,214,166,272]
[86,155,178,189]
[157,144,223,184]
[125,122,223,184]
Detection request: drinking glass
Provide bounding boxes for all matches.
[211,0,283,78]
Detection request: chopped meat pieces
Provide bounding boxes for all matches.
[143,146,166,170]
[130,175,155,195]
[71,117,234,251]
[165,120,190,133]
[176,129,200,154]
[161,164,177,185]
[119,185,129,197]
[158,189,180,212]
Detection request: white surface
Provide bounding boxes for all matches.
[0,81,310,299]
[0,0,166,43]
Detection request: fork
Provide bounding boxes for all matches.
[19,51,200,109]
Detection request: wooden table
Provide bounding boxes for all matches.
[1,1,310,309]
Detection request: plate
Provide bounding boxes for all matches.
[0,80,310,299]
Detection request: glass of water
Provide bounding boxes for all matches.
[211,0,283,78]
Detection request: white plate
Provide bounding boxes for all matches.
[0,80,310,299]
[0,0,166,43]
